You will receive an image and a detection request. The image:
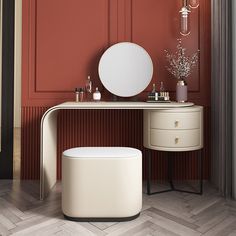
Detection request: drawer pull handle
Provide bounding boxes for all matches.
[175,137,179,144]
[175,120,179,127]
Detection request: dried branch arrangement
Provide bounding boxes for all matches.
[164,39,199,80]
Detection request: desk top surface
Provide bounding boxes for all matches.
[52,101,195,109]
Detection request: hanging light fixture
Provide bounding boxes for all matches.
[189,0,199,9]
[179,0,191,36]
[179,0,199,36]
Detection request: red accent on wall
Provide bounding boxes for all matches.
[21,0,211,180]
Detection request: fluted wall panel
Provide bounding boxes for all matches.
[21,107,211,180]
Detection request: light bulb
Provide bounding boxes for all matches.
[189,0,199,9]
[179,6,191,36]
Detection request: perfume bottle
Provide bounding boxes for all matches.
[75,88,79,102]
[152,84,156,93]
[85,75,92,100]
[160,81,165,97]
[93,87,101,101]
[160,81,165,92]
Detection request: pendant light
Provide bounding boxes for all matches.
[179,0,191,36]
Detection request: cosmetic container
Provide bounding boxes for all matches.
[93,87,101,101]
[75,88,79,102]
[160,81,165,92]
[152,84,156,93]
[155,92,159,101]
[79,88,84,102]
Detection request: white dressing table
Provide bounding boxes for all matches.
[39,101,203,200]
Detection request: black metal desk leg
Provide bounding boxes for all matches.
[199,149,203,195]
[147,149,151,195]
[145,149,203,196]
[168,152,174,190]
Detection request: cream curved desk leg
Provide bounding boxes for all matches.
[40,109,59,200]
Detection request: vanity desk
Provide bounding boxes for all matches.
[40,101,204,200]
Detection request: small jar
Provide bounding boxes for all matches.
[93,87,101,101]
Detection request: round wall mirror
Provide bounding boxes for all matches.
[98,42,153,97]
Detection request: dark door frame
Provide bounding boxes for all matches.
[0,0,15,179]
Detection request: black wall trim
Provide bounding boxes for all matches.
[211,0,232,197]
[0,0,15,178]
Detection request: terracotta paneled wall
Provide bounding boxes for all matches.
[21,0,211,179]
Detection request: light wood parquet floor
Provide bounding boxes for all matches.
[0,180,236,236]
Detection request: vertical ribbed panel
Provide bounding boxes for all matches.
[21,107,48,179]
[21,107,211,180]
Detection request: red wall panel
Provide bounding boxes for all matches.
[36,0,110,92]
[21,0,211,180]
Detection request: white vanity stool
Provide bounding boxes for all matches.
[62,147,142,221]
[143,105,203,195]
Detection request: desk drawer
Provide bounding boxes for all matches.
[150,129,200,148]
[150,112,200,130]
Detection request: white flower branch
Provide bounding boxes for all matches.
[164,39,199,80]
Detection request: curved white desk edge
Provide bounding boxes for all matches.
[40,101,194,200]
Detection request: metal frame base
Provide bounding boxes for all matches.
[146,149,203,195]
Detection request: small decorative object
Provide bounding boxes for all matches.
[75,88,79,102]
[147,81,170,103]
[159,81,165,92]
[147,91,155,101]
[79,88,84,102]
[164,39,199,103]
[75,88,84,102]
[85,75,92,100]
[93,87,101,101]
[152,83,156,93]
[147,91,170,103]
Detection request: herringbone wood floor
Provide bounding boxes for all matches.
[0,180,235,236]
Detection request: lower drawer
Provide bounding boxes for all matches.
[150,129,200,148]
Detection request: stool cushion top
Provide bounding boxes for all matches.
[63,147,141,158]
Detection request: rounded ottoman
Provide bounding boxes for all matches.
[62,147,142,222]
